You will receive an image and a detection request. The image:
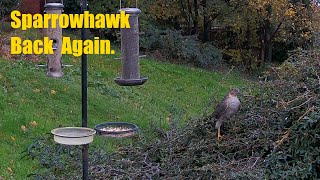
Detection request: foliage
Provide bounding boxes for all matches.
[224,49,259,70]
[141,27,223,68]
[25,48,319,179]
[24,136,82,179]
[24,135,110,179]
[0,0,20,20]
[142,0,319,69]
[262,48,320,178]
[62,0,120,40]
[63,0,81,14]
[223,0,316,64]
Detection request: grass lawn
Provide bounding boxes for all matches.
[0,28,249,179]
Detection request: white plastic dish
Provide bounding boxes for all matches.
[51,127,96,145]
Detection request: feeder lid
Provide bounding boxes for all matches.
[114,76,148,86]
[44,3,64,9]
[119,8,141,14]
[95,122,139,138]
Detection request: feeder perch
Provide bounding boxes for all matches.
[114,7,148,86]
[44,0,64,78]
[95,122,139,138]
[51,127,96,145]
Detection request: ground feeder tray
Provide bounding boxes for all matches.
[114,77,148,86]
[51,127,96,145]
[95,122,139,138]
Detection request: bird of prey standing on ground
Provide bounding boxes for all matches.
[212,88,241,141]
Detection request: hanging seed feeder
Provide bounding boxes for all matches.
[95,122,139,138]
[51,127,96,145]
[44,0,64,78]
[114,2,148,86]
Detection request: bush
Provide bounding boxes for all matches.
[141,27,223,68]
[262,48,320,178]
[0,0,20,20]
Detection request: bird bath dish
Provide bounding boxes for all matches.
[51,127,96,145]
[95,122,139,138]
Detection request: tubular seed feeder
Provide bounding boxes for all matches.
[114,0,148,86]
[48,0,144,179]
[44,0,64,77]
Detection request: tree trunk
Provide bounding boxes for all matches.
[260,24,273,65]
[179,0,189,32]
[192,0,199,35]
[260,4,273,65]
[265,4,273,63]
[265,40,272,63]
[260,37,265,66]
[187,0,193,35]
[203,0,209,42]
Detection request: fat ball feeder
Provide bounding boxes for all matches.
[48,0,143,179]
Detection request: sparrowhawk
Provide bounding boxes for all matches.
[212,88,241,140]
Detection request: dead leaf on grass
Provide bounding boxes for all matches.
[50,89,57,95]
[33,88,41,93]
[6,167,13,173]
[21,125,28,132]
[10,136,16,141]
[30,121,38,127]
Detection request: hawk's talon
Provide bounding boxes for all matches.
[217,127,223,141]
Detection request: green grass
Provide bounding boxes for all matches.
[0,29,249,179]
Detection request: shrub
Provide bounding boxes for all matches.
[0,0,20,20]
[141,27,223,68]
[262,48,320,178]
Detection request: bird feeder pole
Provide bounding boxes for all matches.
[80,0,89,179]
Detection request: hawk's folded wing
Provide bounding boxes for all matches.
[213,100,228,119]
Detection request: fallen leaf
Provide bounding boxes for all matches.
[166,113,172,123]
[10,136,16,141]
[6,167,13,173]
[30,121,38,127]
[21,125,28,132]
[50,89,57,95]
[134,102,139,108]
[33,88,41,93]
[166,116,170,122]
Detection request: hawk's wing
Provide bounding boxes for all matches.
[213,99,228,119]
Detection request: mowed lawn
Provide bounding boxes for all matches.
[0,29,248,179]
